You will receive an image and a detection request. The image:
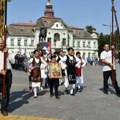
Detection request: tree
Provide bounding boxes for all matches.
[114,29,120,52]
[85,26,96,34]
[98,33,110,56]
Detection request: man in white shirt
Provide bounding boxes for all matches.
[100,44,120,97]
[0,38,15,116]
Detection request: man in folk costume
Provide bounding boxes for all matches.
[57,50,67,85]
[64,47,77,95]
[100,44,120,97]
[0,38,15,116]
[75,52,86,92]
[28,50,42,98]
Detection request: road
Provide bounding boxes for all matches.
[1,65,120,120]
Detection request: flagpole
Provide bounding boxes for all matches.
[111,0,115,86]
[2,0,7,97]
[111,0,120,86]
[113,3,120,50]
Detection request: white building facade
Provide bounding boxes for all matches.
[6,0,98,60]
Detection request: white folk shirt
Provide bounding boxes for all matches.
[0,51,15,71]
[57,56,67,70]
[100,50,115,71]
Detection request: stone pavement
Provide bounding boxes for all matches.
[1,65,120,120]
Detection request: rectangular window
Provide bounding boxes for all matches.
[94,42,96,48]
[73,41,75,47]
[78,41,80,47]
[31,40,34,46]
[68,40,70,47]
[88,41,91,48]
[11,38,14,46]
[24,40,27,46]
[62,38,66,46]
[83,41,85,48]
[17,38,21,46]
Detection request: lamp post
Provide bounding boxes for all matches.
[103,24,112,48]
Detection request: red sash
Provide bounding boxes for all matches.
[76,67,81,76]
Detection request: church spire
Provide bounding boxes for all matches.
[44,0,54,17]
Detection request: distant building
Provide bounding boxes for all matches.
[7,22,36,57]
[7,0,98,59]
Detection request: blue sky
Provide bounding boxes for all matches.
[7,0,120,33]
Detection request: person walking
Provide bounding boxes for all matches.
[0,38,15,116]
[64,47,77,95]
[49,55,60,99]
[100,44,120,97]
[75,52,86,92]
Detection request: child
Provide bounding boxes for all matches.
[49,55,62,99]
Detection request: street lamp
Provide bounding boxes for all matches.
[103,24,112,47]
[103,24,118,48]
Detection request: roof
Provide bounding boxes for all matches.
[73,30,92,39]
[68,26,84,31]
[68,26,92,39]
[36,17,68,29]
[7,22,36,37]
[10,22,36,27]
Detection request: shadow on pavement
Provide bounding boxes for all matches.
[9,89,33,112]
[99,87,116,95]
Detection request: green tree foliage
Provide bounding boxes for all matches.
[114,29,120,51]
[98,33,110,56]
[86,26,96,34]
[98,30,120,57]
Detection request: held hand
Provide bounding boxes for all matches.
[109,63,114,69]
[0,70,6,75]
[111,45,115,51]
[3,48,8,53]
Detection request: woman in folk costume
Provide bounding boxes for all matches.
[28,50,41,98]
[64,47,78,95]
[75,52,86,92]
[57,50,68,86]
[38,49,48,90]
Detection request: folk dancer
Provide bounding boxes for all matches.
[57,50,67,85]
[28,50,42,98]
[75,52,86,92]
[64,47,77,95]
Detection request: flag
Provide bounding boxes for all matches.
[43,41,52,54]
[48,40,52,54]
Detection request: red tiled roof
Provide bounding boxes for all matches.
[9,22,36,27]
